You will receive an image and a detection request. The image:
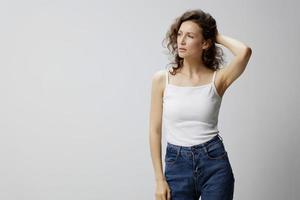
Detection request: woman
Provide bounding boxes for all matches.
[149,9,252,200]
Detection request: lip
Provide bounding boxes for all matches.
[179,48,187,51]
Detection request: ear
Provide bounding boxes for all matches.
[202,39,212,50]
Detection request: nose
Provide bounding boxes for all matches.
[180,37,186,45]
[178,35,186,45]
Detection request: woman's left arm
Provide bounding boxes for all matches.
[216,33,252,88]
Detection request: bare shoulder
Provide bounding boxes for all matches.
[151,69,167,95]
[151,69,166,82]
[149,69,166,132]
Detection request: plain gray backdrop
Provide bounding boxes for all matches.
[0,0,299,199]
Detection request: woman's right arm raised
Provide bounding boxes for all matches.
[149,70,171,200]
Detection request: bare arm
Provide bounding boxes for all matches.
[149,70,165,182]
[216,33,252,93]
[149,70,172,200]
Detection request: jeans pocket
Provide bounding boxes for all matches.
[205,140,227,160]
[164,146,180,166]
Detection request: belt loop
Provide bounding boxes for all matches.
[218,134,223,141]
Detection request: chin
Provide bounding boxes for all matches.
[178,54,189,58]
[178,52,187,57]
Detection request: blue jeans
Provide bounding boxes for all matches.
[164,134,235,200]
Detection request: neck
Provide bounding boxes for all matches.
[181,58,208,78]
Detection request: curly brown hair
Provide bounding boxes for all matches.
[162,9,225,75]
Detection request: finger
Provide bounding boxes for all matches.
[167,190,171,200]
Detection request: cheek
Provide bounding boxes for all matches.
[188,42,202,52]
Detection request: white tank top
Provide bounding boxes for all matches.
[163,68,223,147]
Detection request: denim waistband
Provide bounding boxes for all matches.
[167,134,223,151]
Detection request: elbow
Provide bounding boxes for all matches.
[241,46,252,58]
[246,47,252,55]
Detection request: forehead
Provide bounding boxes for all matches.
[178,21,201,34]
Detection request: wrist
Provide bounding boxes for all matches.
[155,177,166,182]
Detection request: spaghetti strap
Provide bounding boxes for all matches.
[212,70,217,83]
[165,69,169,86]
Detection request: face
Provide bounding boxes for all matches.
[177,21,210,58]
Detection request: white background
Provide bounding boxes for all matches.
[0,0,299,199]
